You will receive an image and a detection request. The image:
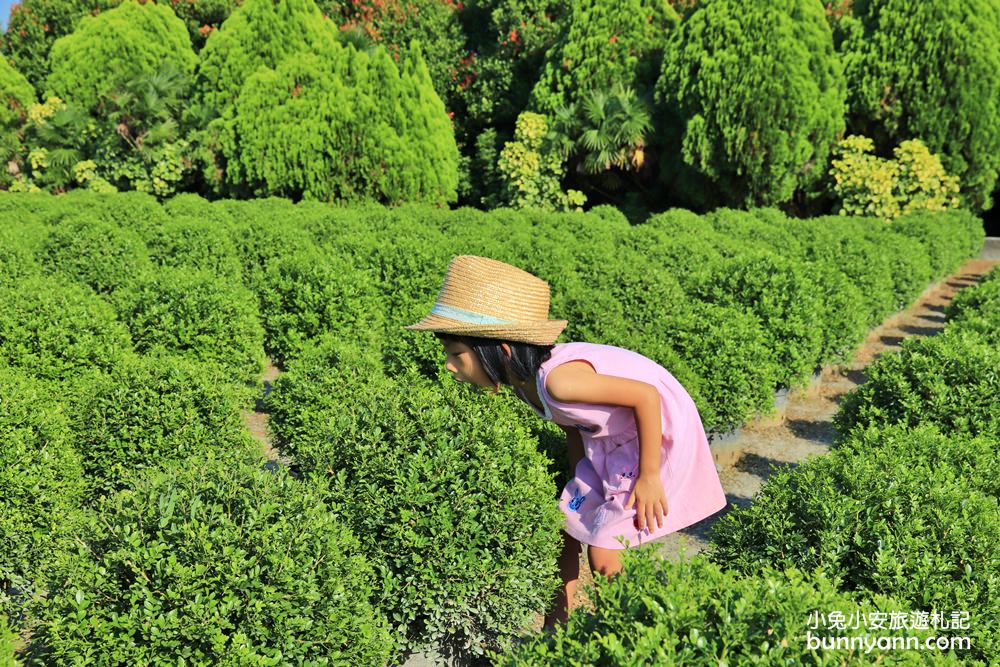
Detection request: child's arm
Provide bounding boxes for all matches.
[547,363,669,531]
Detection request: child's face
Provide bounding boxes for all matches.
[441,340,494,389]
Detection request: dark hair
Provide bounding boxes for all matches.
[435,332,554,386]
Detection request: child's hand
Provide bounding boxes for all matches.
[626,475,668,531]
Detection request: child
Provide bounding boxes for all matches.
[404,255,727,629]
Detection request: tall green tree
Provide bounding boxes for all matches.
[232,41,458,204]
[191,0,341,196]
[840,0,1000,212]
[0,56,35,187]
[656,0,846,210]
[43,0,197,117]
[529,0,678,117]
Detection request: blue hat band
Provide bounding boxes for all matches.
[431,303,516,326]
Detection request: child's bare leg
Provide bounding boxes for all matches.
[544,530,581,629]
[587,545,623,579]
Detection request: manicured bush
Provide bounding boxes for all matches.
[0,274,132,381]
[656,0,846,208]
[841,0,1000,211]
[707,423,999,662]
[232,42,458,204]
[0,0,96,90]
[793,216,897,326]
[44,0,197,115]
[690,249,824,390]
[256,246,386,367]
[145,216,243,283]
[944,267,1000,344]
[0,226,42,284]
[112,267,265,391]
[64,351,262,505]
[529,0,679,116]
[268,363,564,663]
[25,450,392,666]
[834,329,1000,442]
[891,208,985,278]
[37,214,154,297]
[0,369,88,628]
[497,546,958,666]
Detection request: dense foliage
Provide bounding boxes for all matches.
[43,0,197,116]
[232,42,458,204]
[24,450,392,666]
[840,0,1000,212]
[656,0,846,209]
[267,337,565,662]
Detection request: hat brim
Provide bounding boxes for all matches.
[404,314,567,346]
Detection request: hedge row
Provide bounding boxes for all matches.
[708,265,1000,664]
[499,267,1000,666]
[1,191,982,434]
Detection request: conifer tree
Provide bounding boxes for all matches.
[841,0,1000,212]
[232,41,457,204]
[656,0,846,209]
[529,0,678,117]
[43,0,197,116]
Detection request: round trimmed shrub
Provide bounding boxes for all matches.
[834,328,1000,441]
[38,214,154,297]
[655,0,846,208]
[65,351,262,505]
[842,0,1000,212]
[232,42,458,204]
[44,0,197,115]
[498,547,958,666]
[0,274,132,381]
[145,216,243,282]
[25,450,391,666]
[690,249,824,390]
[0,226,42,284]
[113,266,265,391]
[945,267,1000,344]
[0,369,88,628]
[891,209,984,280]
[806,260,868,365]
[707,423,999,662]
[257,246,385,367]
[268,363,564,663]
[795,216,897,326]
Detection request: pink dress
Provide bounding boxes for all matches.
[515,342,727,550]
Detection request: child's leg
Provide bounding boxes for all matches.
[587,545,623,578]
[544,530,581,629]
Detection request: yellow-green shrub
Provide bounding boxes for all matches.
[830,135,960,220]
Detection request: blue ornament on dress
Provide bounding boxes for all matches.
[568,486,586,512]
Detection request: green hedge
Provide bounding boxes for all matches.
[944,266,1000,345]
[497,546,957,666]
[707,423,999,662]
[24,450,392,666]
[834,329,1000,442]
[266,337,564,663]
[0,274,132,382]
[145,215,244,282]
[0,369,88,628]
[64,352,262,505]
[38,214,154,298]
[112,266,265,392]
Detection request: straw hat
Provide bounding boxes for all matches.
[403,255,568,345]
